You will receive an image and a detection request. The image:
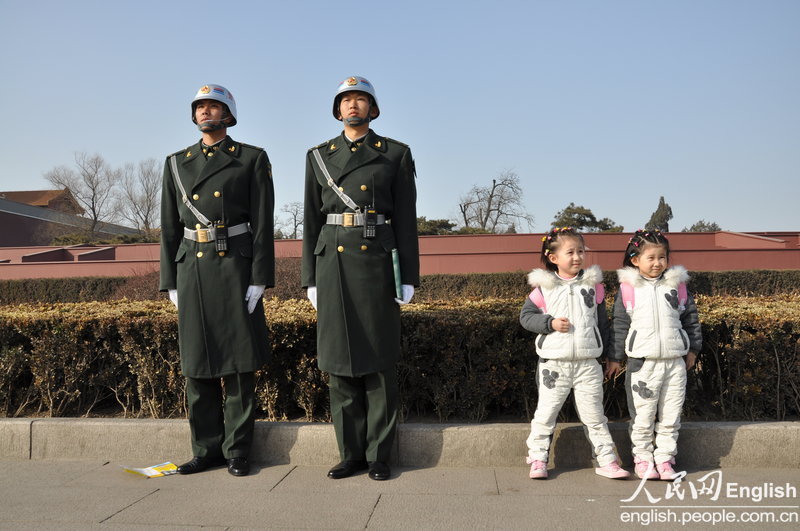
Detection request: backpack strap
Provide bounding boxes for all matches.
[677,282,688,310]
[620,282,635,312]
[595,283,605,305]
[528,287,546,312]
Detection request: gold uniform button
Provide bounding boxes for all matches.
[208,152,214,157]
[350,146,357,152]
[192,194,200,200]
[218,251,226,257]
[196,251,203,258]
[337,245,344,253]
[338,186,344,191]
[214,191,221,197]
[361,245,368,251]
[195,223,202,229]
[360,185,367,191]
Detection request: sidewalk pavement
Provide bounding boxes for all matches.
[1,419,799,529]
[1,461,798,529]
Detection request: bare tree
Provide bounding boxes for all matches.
[115,158,161,237]
[44,152,119,236]
[457,170,534,233]
[279,201,304,239]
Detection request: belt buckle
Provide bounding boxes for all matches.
[197,228,210,243]
[342,213,354,227]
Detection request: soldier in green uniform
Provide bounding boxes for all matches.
[302,76,419,481]
[160,84,275,477]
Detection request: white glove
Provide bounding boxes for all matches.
[168,289,178,309]
[306,286,318,310]
[394,284,415,305]
[245,285,266,314]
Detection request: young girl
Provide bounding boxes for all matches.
[614,230,702,480]
[521,227,629,480]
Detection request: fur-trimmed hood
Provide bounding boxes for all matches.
[616,265,689,288]
[527,264,603,290]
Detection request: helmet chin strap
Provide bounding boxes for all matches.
[197,120,228,132]
[342,115,371,126]
[195,111,233,132]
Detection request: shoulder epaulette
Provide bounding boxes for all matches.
[385,137,409,148]
[239,142,264,151]
[308,140,331,152]
[308,141,328,152]
[168,146,191,158]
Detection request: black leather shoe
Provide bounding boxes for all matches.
[368,461,391,481]
[327,460,368,479]
[177,456,225,475]
[227,457,250,477]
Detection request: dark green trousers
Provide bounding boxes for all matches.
[328,369,398,463]
[185,372,255,459]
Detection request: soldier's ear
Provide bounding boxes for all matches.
[369,106,379,119]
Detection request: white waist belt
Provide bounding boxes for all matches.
[326,213,386,227]
[183,222,250,242]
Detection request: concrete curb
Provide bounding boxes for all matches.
[1,419,798,468]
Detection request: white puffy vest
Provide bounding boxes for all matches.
[526,265,604,360]
[617,266,690,359]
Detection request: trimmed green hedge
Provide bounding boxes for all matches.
[1,296,797,422]
[1,266,798,304]
[416,269,800,302]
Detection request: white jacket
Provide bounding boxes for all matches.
[525,265,604,360]
[616,265,691,359]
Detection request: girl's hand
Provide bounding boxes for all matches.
[604,360,623,379]
[686,351,697,370]
[551,317,570,333]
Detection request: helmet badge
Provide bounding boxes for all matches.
[346,77,358,86]
[199,85,211,94]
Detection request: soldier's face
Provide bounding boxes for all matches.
[194,100,225,125]
[338,92,376,121]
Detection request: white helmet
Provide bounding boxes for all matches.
[332,76,379,121]
[191,84,237,129]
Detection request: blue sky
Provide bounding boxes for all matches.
[1,0,798,232]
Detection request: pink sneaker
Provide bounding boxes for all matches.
[595,460,631,479]
[656,460,678,481]
[634,459,659,480]
[526,457,548,479]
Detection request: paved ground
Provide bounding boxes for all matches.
[1,460,797,530]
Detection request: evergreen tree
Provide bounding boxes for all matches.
[682,220,721,232]
[552,202,623,232]
[646,196,673,232]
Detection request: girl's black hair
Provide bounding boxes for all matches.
[541,227,585,272]
[623,229,670,267]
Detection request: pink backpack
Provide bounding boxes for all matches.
[620,282,687,312]
[528,283,605,312]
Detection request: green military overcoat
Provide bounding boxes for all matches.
[302,130,419,377]
[160,136,274,378]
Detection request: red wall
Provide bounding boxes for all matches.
[0,232,798,280]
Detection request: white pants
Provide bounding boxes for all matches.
[526,358,617,466]
[626,357,687,464]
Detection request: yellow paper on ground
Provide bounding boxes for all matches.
[123,461,178,478]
